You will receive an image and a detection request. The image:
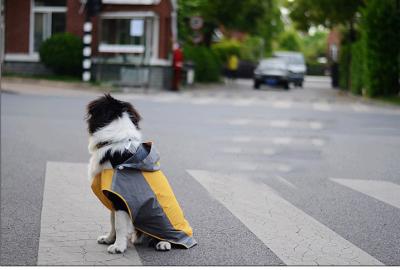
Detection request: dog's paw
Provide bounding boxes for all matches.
[107,243,127,254]
[155,241,171,251]
[97,234,115,245]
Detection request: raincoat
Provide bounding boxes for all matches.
[91,142,197,248]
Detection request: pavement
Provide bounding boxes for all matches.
[1,76,400,265]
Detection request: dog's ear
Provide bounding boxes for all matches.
[124,102,142,129]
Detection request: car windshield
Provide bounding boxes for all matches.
[259,60,286,69]
[275,53,305,65]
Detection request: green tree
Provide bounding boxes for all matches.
[277,29,302,52]
[286,0,364,35]
[178,0,283,54]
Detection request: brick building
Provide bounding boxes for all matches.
[3,0,177,89]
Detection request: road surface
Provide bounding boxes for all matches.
[1,77,400,265]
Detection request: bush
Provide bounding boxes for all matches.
[239,36,264,62]
[39,33,83,76]
[211,39,241,65]
[183,45,221,82]
[339,43,351,90]
[362,0,400,97]
[350,40,365,95]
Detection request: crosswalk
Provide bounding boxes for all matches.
[122,92,400,116]
[187,170,384,265]
[39,161,399,265]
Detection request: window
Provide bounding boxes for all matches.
[32,0,66,52]
[99,15,155,55]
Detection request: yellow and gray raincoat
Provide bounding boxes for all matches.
[91,142,197,248]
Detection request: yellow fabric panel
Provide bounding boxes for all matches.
[91,169,114,211]
[91,169,134,221]
[142,170,193,237]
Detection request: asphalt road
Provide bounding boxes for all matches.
[1,77,400,265]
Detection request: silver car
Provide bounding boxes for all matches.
[253,58,290,90]
[273,51,307,87]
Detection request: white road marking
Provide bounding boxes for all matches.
[330,178,400,209]
[190,97,217,105]
[206,161,292,173]
[275,175,297,189]
[230,136,326,147]
[221,147,243,154]
[232,99,256,106]
[309,121,324,130]
[232,136,253,143]
[273,137,293,145]
[273,100,293,109]
[263,148,277,156]
[313,102,332,112]
[39,162,142,266]
[188,170,383,265]
[227,118,324,130]
[270,120,290,128]
[352,103,371,112]
[228,118,251,125]
[311,138,326,147]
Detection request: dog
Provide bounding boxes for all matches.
[86,94,173,252]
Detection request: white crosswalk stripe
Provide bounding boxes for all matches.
[187,170,383,265]
[39,162,142,266]
[230,136,326,147]
[313,102,332,111]
[330,178,400,209]
[227,118,324,130]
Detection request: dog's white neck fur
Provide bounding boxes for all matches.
[88,112,142,180]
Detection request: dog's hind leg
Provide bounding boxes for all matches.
[107,210,133,254]
[155,241,171,251]
[97,211,116,245]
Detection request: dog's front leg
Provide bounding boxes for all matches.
[107,210,133,254]
[97,211,116,245]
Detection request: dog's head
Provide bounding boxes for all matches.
[86,94,141,135]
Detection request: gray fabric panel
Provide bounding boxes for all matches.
[111,168,196,248]
[120,143,161,172]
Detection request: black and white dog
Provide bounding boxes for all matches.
[86,94,171,252]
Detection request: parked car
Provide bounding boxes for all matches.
[273,51,306,87]
[253,58,290,90]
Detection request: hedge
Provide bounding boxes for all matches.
[183,45,221,82]
[39,33,83,76]
[362,0,400,97]
[350,40,365,95]
[339,43,351,90]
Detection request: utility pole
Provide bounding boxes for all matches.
[82,0,102,82]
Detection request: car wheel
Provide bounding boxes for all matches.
[254,80,261,89]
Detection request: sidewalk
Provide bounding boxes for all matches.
[0,76,163,97]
